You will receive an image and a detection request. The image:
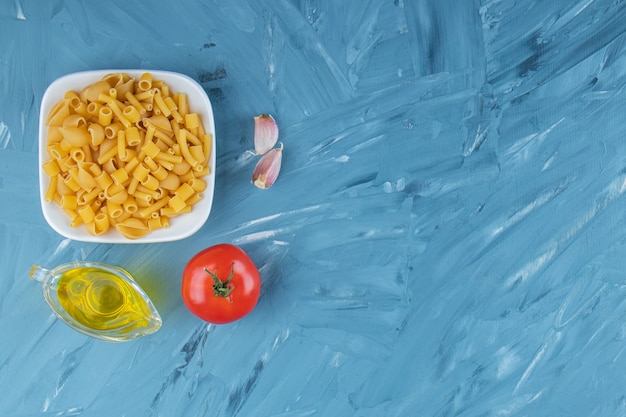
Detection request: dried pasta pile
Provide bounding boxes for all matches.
[42,72,212,239]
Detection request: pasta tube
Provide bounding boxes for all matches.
[42,72,213,239]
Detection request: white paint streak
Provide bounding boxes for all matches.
[491,182,568,239]
[464,125,488,157]
[505,173,626,287]
[15,0,26,20]
[233,229,286,244]
[496,346,520,379]
[229,204,326,232]
[514,332,562,394]
[0,122,10,149]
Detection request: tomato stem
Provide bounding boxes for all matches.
[204,262,235,299]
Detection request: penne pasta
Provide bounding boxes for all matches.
[185,192,203,206]
[78,205,96,224]
[152,128,175,146]
[167,194,187,212]
[176,129,199,167]
[160,205,191,217]
[94,211,110,232]
[193,165,211,177]
[117,130,127,160]
[111,167,129,185]
[87,101,102,117]
[151,164,168,181]
[45,176,58,202]
[47,143,67,160]
[42,72,213,239]
[107,201,124,218]
[98,106,113,126]
[143,156,159,171]
[175,183,195,201]
[63,174,81,192]
[127,177,139,195]
[125,126,141,146]
[189,145,205,165]
[42,160,60,177]
[184,113,200,130]
[147,216,168,231]
[123,105,141,124]
[60,194,77,210]
[69,213,84,228]
[132,163,150,182]
[176,93,188,115]
[133,190,153,205]
[96,143,118,165]
[164,96,177,112]
[139,197,169,218]
[104,122,123,140]
[71,100,89,117]
[155,151,183,164]
[138,72,152,91]
[94,171,113,190]
[70,148,85,163]
[77,187,100,205]
[123,197,138,214]
[154,92,171,117]
[134,88,155,101]
[182,128,202,146]
[187,177,206,192]
[125,91,147,115]
[140,174,159,191]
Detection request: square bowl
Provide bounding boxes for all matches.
[38,69,216,243]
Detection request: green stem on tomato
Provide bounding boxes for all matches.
[204,262,235,299]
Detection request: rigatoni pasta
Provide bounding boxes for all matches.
[42,72,213,240]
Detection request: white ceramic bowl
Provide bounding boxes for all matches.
[38,69,216,243]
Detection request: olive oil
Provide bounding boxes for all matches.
[56,266,151,332]
[29,261,162,342]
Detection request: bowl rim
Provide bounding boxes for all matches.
[38,69,216,244]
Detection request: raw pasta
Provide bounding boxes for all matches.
[43,72,212,240]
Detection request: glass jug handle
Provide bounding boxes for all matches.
[29,265,50,283]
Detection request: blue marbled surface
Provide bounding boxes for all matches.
[2,0,626,415]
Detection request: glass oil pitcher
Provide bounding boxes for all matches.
[29,261,162,342]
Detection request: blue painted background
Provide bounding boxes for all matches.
[2,0,626,415]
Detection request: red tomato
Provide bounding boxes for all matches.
[182,244,261,324]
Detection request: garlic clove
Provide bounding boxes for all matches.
[252,143,283,189]
[253,114,279,155]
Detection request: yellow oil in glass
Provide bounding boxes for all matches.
[56,266,152,333]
